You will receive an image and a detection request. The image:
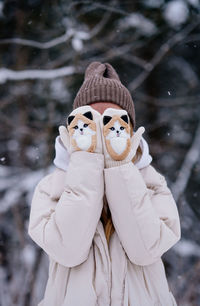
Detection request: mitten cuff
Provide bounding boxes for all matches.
[105,159,127,168]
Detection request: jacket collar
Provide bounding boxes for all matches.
[53,135,152,171]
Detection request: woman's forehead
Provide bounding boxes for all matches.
[90,101,122,114]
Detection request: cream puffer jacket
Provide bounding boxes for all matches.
[28,136,181,306]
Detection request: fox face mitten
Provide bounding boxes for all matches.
[59,105,103,154]
[100,108,145,168]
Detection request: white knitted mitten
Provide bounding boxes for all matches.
[59,105,103,154]
[100,108,145,168]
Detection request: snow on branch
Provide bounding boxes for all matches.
[0,166,52,214]
[0,13,108,52]
[0,30,74,49]
[0,66,76,83]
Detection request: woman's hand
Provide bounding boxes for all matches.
[59,105,103,155]
[100,108,145,168]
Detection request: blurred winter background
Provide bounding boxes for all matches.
[0,0,200,305]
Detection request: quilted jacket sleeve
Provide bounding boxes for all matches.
[104,163,181,266]
[28,151,104,267]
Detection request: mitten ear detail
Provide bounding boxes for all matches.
[121,114,129,124]
[103,115,112,126]
[68,115,75,126]
[103,114,131,161]
[83,111,93,121]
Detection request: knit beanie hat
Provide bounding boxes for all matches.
[73,62,136,128]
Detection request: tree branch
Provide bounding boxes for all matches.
[171,120,200,202]
[0,30,74,49]
[128,20,200,92]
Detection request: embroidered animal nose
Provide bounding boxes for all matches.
[80,128,83,131]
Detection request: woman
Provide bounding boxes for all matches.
[28,62,181,305]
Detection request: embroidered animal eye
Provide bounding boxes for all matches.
[110,127,115,131]
[83,123,88,128]
[73,125,78,130]
[120,127,125,130]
